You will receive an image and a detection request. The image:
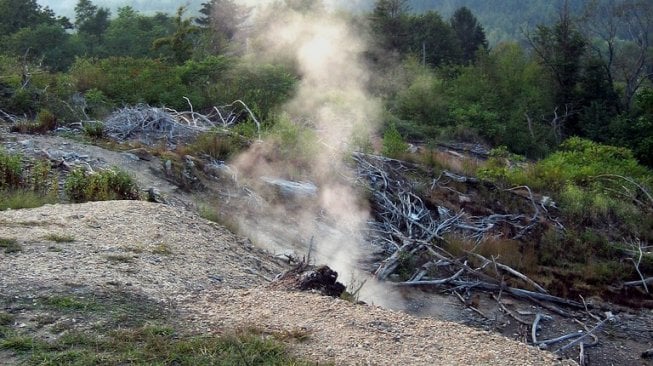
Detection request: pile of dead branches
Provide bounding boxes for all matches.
[0,108,19,124]
[104,100,261,145]
[352,152,575,304]
[352,152,627,361]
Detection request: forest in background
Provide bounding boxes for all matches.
[35,0,593,44]
[1,0,653,305]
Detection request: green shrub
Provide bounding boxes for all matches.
[36,109,58,131]
[535,137,650,187]
[70,57,197,110]
[267,114,318,171]
[189,130,246,160]
[0,238,22,253]
[9,110,58,134]
[210,62,297,121]
[0,149,22,189]
[0,149,58,210]
[84,88,113,119]
[0,190,57,211]
[82,121,105,140]
[382,123,408,158]
[395,63,450,130]
[64,167,140,203]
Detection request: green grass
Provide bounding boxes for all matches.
[105,254,134,263]
[0,190,57,211]
[1,326,315,366]
[0,291,317,366]
[0,312,14,326]
[0,238,22,253]
[41,296,96,312]
[151,243,173,255]
[43,234,75,243]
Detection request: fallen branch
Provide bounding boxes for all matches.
[105,100,262,146]
[453,290,489,319]
[592,174,653,208]
[492,295,531,325]
[554,313,616,353]
[448,280,584,309]
[0,108,18,123]
[624,277,653,287]
[396,268,464,286]
[468,252,548,294]
[626,238,650,293]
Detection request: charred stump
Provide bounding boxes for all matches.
[271,263,346,298]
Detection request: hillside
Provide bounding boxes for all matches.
[0,200,563,365]
[2,0,653,364]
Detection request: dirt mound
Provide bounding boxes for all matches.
[0,201,565,365]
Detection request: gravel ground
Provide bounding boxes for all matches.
[0,201,569,365]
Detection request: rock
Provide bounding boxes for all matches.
[298,265,346,297]
[459,194,472,204]
[261,177,318,198]
[126,148,153,161]
[19,140,32,148]
[123,152,140,161]
[164,160,173,176]
[146,187,166,204]
[642,349,653,359]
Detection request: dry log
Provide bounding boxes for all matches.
[448,280,584,309]
[261,177,317,198]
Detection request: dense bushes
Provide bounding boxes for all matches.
[476,138,653,286]
[0,149,57,210]
[68,57,297,120]
[1,148,141,208]
[70,57,198,110]
[64,167,140,203]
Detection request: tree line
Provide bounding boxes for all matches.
[0,0,651,165]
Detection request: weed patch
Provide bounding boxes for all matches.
[152,243,172,255]
[0,290,316,366]
[43,234,75,243]
[41,296,96,312]
[0,312,14,326]
[105,254,134,263]
[82,121,104,140]
[64,167,140,203]
[0,148,59,210]
[0,190,57,211]
[0,238,22,253]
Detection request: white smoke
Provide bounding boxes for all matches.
[228,1,402,307]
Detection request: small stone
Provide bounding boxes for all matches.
[123,153,140,161]
[165,160,173,175]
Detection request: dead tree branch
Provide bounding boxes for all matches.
[555,313,615,354]
[105,100,261,146]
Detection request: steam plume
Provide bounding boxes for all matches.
[227,1,400,306]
